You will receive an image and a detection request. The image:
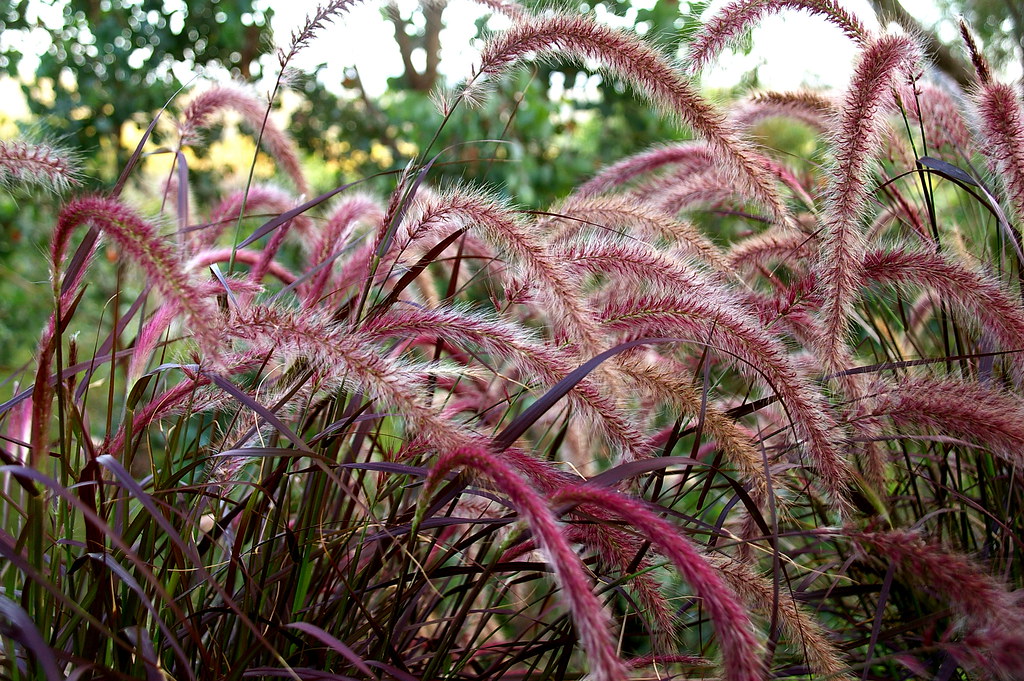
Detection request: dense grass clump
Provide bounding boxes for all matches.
[2,1,1024,679]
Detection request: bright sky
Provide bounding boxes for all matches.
[266,0,952,97]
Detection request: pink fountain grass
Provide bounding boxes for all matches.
[872,375,1024,470]
[746,279,891,486]
[731,90,836,133]
[501,521,681,654]
[862,246,1024,377]
[389,189,604,353]
[304,195,383,306]
[614,355,771,505]
[127,305,181,384]
[126,278,263,383]
[897,82,975,156]
[104,351,267,457]
[179,85,309,197]
[279,0,365,67]
[854,529,1024,680]
[463,13,790,223]
[639,154,815,214]
[978,86,1024,219]
[53,196,226,364]
[958,19,992,86]
[248,207,304,285]
[640,166,753,215]
[0,138,79,192]
[196,185,310,250]
[573,142,716,198]
[816,32,922,372]
[727,224,816,273]
[187,248,297,286]
[363,305,651,460]
[961,22,1024,223]
[554,236,712,295]
[231,305,475,451]
[599,290,851,512]
[468,0,528,20]
[625,654,711,669]
[420,447,627,681]
[709,555,855,680]
[686,0,868,73]
[16,2,1024,677]
[554,485,765,681]
[545,195,732,272]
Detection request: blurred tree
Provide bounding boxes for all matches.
[938,0,1024,74]
[288,0,717,207]
[0,0,274,181]
[870,0,1022,85]
[386,0,445,92]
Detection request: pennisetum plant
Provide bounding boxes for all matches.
[3,1,1024,680]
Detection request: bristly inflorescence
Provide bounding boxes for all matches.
[816,32,923,372]
[685,0,869,74]
[463,12,792,223]
[0,138,79,192]
[16,3,1024,681]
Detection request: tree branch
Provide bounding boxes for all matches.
[386,2,425,90]
[869,0,975,88]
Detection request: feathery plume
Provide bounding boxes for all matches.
[2,389,31,464]
[816,32,922,372]
[862,246,1024,375]
[231,305,473,450]
[871,375,1024,470]
[897,82,975,155]
[179,85,309,197]
[599,291,851,512]
[127,305,180,384]
[363,306,651,459]
[727,224,816,272]
[553,235,712,294]
[709,555,854,680]
[389,189,603,352]
[105,353,265,457]
[545,195,731,271]
[642,154,815,214]
[971,70,1024,222]
[248,208,306,285]
[422,447,628,681]
[469,0,528,20]
[501,520,682,655]
[0,138,79,192]
[554,485,765,681]
[304,194,383,306]
[187,248,297,285]
[53,197,225,362]
[574,142,716,198]
[625,654,711,669]
[125,279,261,384]
[464,13,790,222]
[731,90,836,132]
[959,19,992,86]
[614,355,770,505]
[280,0,364,67]
[742,273,892,488]
[196,185,309,250]
[642,166,749,214]
[686,0,868,74]
[854,528,1024,679]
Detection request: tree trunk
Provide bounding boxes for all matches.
[869,0,975,88]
